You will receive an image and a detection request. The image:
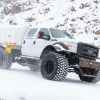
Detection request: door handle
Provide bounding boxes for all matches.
[23,40,26,44]
[33,41,36,44]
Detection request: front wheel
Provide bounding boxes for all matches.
[41,52,69,81]
[0,47,12,69]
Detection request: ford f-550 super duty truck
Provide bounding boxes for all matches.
[0,26,100,83]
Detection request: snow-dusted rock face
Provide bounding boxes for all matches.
[0,0,100,35]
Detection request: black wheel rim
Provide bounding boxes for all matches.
[44,60,55,75]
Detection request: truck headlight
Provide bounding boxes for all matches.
[63,43,77,53]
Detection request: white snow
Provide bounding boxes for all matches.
[0,0,100,99]
[0,0,100,35]
[0,63,99,100]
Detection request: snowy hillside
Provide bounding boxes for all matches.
[0,1,100,99]
[0,0,100,35]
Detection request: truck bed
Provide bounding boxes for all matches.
[0,24,29,46]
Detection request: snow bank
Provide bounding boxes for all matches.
[0,63,99,100]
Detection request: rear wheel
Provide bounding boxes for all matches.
[41,52,69,81]
[0,47,12,69]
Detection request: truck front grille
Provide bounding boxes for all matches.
[77,43,99,59]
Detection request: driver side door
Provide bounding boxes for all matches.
[32,28,51,58]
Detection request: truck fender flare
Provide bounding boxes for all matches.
[41,43,66,54]
[40,45,56,58]
[41,42,68,58]
[52,42,69,51]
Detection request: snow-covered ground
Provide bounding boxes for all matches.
[0,63,100,100]
[0,0,100,99]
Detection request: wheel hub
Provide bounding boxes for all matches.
[44,60,54,75]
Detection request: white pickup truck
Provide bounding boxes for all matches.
[0,26,100,83]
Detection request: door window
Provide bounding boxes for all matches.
[38,28,50,40]
[27,28,37,38]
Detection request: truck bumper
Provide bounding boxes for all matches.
[79,57,100,70]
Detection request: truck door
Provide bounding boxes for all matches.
[31,28,51,57]
[21,28,38,57]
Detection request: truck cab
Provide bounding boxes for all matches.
[21,28,75,58]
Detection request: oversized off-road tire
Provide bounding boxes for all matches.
[41,52,69,81]
[0,47,12,69]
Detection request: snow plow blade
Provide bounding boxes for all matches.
[80,57,100,70]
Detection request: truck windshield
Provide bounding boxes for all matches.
[50,29,73,39]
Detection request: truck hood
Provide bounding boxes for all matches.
[54,35,98,47]
[55,37,77,43]
[52,36,99,54]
